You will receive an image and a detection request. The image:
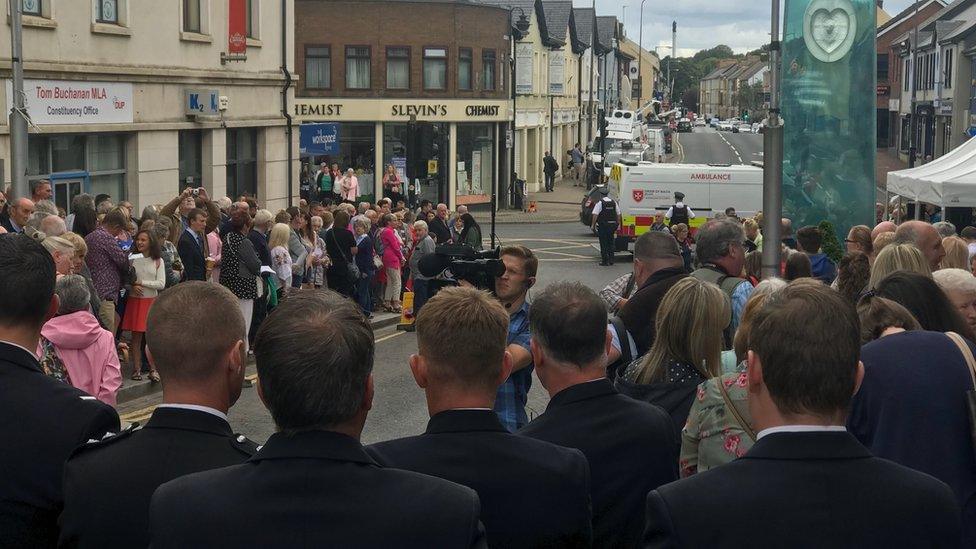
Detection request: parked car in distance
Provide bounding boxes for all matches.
[694,118,707,127]
[710,118,720,128]
[677,118,692,132]
[737,123,753,133]
[718,120,734,132]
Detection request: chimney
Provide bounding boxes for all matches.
[876,0,883,8]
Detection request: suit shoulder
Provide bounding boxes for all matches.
[377,464,480,502]
[866,456,959,506]
[67,421,140,462]
[364,435,425,464]
[228,433,261,457]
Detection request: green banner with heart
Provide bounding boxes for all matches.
[781,0,876,242]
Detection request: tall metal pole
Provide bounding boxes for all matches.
[509,17,517,215]
[908,0,919,170]
[8,0,28,200]
[761,0,783,279]
[637,0,647,104]
[668,21,676,99]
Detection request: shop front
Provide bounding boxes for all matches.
[294,98,509,210]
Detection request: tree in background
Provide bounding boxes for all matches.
[734,82,764,119]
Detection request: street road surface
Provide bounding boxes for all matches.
[119,220,631,445]
[674,126,763,166]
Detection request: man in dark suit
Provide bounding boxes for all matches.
[149,290,487,548]
[428,202,453,244]
[176,208,208,281]
[520,282,678,549]
[642,282,961,548]
[1,197,34,234]
[367,286,592,548]
[59,282,258,548]
[0,235,120,548]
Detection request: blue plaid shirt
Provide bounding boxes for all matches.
[494,301,533,432]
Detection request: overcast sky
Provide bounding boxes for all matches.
[572,0,917,57]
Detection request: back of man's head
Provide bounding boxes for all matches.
[748,281,860,419]
[254,290,374,433]
[416,286,509,392]
[634,231,682,265]
[894,220,927,247]
[696,219,744,264]
[40,215,66,237]
[0,235,56,329]
[529,282,608,369]
[795,226,822,254]
[146,282,245,384]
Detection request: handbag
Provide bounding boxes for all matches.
[717,375,756,442]
[944,332,976,458]
[330,229,360,280]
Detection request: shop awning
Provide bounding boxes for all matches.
[887,137,976,207]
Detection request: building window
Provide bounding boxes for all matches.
[386,47,410,90]
[178,130,203,191]
[27,133,128,213]
[944,48,953,89]
[226,128,258,199]
[877,53,888,81]
[245,0,255,38]
[346,46,371,89]
[458,48,473,90]
[423,47,447,90]
[22,0,41,16]
[305,46,331,89]
[95,0,118,23]
[456,124,494,201]
[483,50,496,91]
[183,0,201,32]
[904,59,910,92]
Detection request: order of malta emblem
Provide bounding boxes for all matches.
[632,190,644,203]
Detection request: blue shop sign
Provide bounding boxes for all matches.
[299,123,340,156]
[184,89,220,116]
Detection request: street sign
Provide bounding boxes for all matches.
[298,123,339,155]
[967,126,976,138]
[184,89,219,116]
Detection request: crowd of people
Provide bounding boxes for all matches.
[0,176,974,547]
[0,181,486,396]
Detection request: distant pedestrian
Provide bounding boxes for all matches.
[591,187,620,266]
[571,143,585,184]
[543,151,559,192]
[665,192,695,227]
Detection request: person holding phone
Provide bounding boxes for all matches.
[122,230,165,382]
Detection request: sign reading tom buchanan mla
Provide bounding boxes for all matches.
[6,79,133,125]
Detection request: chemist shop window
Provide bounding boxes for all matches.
[456,124,494,201]
[27,133,128,209]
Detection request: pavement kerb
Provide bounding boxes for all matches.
[115,311,401,405]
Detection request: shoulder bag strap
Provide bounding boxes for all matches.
[946,332,976,390]
[329,229,351,263]
[718,377,756,441]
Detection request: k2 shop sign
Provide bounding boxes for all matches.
[6,79,133,125]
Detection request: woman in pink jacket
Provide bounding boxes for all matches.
[37,274,122,405]
[339,168,359,204]
[379,213,406,313]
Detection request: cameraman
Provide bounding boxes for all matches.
[491,245,537,432]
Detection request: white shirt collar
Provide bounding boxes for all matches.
[756,425,847,440]
[156,403,229,423]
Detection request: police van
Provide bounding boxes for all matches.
[607,161,763,250]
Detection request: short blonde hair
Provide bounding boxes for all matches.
[61,231,88,257]
[415,286,509,391]
[872,231,897,256]
[939,236,969,271]
[632,277,730,383]
[268,223,291,250]
[869,243,931,289]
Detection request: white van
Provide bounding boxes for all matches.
[607,161,763,248]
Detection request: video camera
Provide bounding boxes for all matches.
[416,244,505,294]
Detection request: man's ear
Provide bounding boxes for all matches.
[604,328,614,357]
[746,350,763,393]
[852,360,865,396]
[409,354,428,389]
[530,339,545,372]
[362,374,375,413]
[227,339,245,376]
[45,294,60,323]
[499,350,514,387]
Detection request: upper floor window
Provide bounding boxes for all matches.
[483,50,496,91]
[346,46,371,89]
[458,48,473,91]
[22,0,41,15]
[877,54,888,81]
[944,48,953,89]
[305,46,331,89]
[246,0,255,38]
[183,0,201,32]
[424,48,447,90]
[386,47,410,90]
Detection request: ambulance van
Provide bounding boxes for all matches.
[608,161,763,250]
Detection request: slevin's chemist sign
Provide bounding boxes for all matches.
[5,79,134,125]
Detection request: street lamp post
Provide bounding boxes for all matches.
[761,0,783,279]
[637,0,648,104]
[504,6,530,242]
[908,0,920,171]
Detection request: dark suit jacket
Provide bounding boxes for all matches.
[429,217,452,244]
[150,429,487,548]
[643,432,962,549]
[519,379,678,549]
[177,229,206,281]
[618,267,688,356]
[0,341,119,549]
[59,407,257,549]
[367,409,593,548]
[248,229,272,267]
[0,213,17,234]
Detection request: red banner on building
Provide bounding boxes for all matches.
[228,0,247,55]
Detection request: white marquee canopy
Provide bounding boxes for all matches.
[887,137,976,207]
